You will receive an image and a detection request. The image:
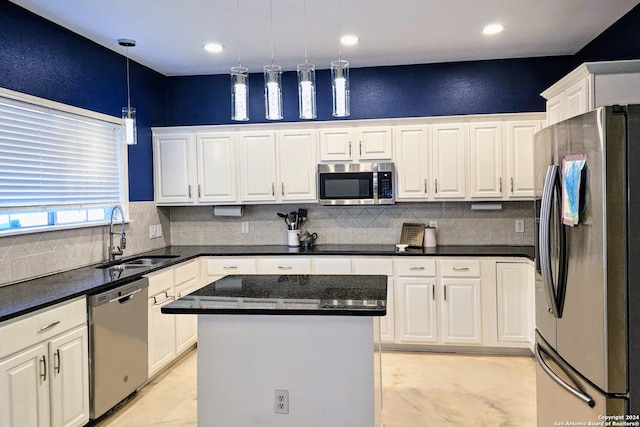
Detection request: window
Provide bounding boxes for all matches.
[0,88,127,234]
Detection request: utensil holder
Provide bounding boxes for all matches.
[287,230,300,247]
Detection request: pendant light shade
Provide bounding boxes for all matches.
[332,59,350,117]
[297,63,316,120]
[264,65,283,120]
[231,66,249,121]
[119,39,137,145]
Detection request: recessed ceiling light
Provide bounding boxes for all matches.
[483,23,504,35]
[204,43,224,53]
[340,35,359,46]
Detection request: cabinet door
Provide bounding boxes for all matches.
[431,124,467,199]
[441,279,482,344]
[396,278,437,343]
[546,94,564,126]
[356,127,392,160]
[565,77,590,120]
[319,128,353,161]
[196,133,237,203]
[153,134,194,204]
[237,132,277,202]
[468,122,503,199]
[496,263,531,343]
[148,290,176,377]
[0,343,50,427]
[374,278,395,343]
[504,121,540,199]
[393,126,430,200]
[175,280,199,354]
[49,326,89,427]
[277,130,317,202]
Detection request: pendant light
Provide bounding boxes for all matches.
[119,39,137,144]
[297,0,316,120]
[231,0,249,121]
[332,0,350,117]
[264,0,283,120]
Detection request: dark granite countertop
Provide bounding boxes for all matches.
[0,244,534,323]
[161,274,388,316]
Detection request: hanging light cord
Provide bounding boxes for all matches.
[303,0,308,64]
[269,0,275,66]
[337,0,342,60]
[236,0,242,67]
[125,47,131,109]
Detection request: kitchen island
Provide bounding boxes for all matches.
[162,274,387,427]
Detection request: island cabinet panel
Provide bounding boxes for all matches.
[0,297,89,427]
[352,257,394,343]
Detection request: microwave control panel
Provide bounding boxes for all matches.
[378,171,393,199]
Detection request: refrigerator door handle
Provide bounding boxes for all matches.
[539,164,561,317]
[534,340,596,408]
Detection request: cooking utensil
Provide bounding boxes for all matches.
[289,212,298,229]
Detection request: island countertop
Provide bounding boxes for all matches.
[161,274,388,316]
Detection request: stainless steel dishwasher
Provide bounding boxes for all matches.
[88,277,149,420]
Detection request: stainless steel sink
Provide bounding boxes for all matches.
[97,255,180,269]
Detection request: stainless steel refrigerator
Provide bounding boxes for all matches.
[534,104,640,425]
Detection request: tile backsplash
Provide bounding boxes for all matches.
[0,200,535,286]
[0,202,169,286]
[169,201,535,247]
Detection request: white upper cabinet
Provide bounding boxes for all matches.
[542,60,640,125]
[154,133,194,204]
[393,126,430,200]
[319,126,392,162]
[504,121,542,199]
[277,130,317,202]
[237,131,277,203]
[196,133,237,203]
[468,122,503,199]
[431,123,467,199]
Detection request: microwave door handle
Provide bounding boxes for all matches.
[539,164,560,317]
[534,339,595,408]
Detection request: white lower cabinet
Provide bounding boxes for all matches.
[440,278,482,344]
[146,259,202,378]
[495,262,532,344]
[0,298,89,427]
[396,278,438,343]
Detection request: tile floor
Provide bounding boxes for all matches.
[97,349,536,427]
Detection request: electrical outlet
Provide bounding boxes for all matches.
[156,224,163,237]
[429,221,438,229]
[149,225,157,239]
[274,389,289,414]
[241,221,249,234]
[515,219,525,233]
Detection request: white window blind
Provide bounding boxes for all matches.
[0,96,122,209]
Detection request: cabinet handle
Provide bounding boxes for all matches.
[444,284,447,301]
[38,320,60,333]
[272,183,275,196]
[223,266,238,270]
[424,179,427,195]
[152,292,175,305]
[198,185,201,198]
[359,141,362,156]
[432,286,435,300]
[281,182,284,196]
[499,177,502,192]
[409,266,425,271]
[511,177,514,193]
[40,355,47,381]
[349,141,352,157]
[278,266,293,270]
[54,349,61,374]
[453,267,470,271]
[435,179,438,194]
[188,185,192,198]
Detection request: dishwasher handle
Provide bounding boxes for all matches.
[109,288,142,303]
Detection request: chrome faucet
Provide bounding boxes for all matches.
[109,205,126,261]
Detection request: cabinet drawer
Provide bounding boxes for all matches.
[205,257,257,275]
[0,297,86,358]
[439,259,481,277]
[311,257,352,274]
[175,260,200,286]
[257,257,311,274]
[352,257,393,275]
[394,258,436,276]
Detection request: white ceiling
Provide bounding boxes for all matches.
[9,0,640,76]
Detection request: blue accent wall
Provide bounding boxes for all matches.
[2,1,640,201]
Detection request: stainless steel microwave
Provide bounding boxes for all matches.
[317,162,395,205]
